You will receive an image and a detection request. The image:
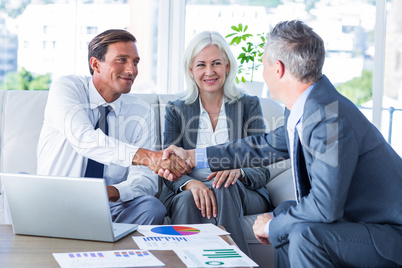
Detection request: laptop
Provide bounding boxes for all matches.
[0,173,138,242]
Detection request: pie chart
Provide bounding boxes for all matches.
[150,226,201,236]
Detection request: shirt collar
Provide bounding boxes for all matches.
[288,84,315,130]
[88,78,122,116]
[198,96,226,116]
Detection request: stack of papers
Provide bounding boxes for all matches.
[135,224,258,267]
[53,223,258,267]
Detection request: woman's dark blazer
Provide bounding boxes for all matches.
[159,94,272,207]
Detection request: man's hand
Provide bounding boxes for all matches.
[206,169,241,189]
[158,145,196,181]
[253,213,273,245]
[107,185,120,202]
[132,148,192,181]
[183,180,217,219]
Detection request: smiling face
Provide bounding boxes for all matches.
[90,41,140,103]
[190,44,229,96]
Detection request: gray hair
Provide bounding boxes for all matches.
[181,31,243,104]
[264,20,325,84]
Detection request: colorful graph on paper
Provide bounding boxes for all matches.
[173,245,258,267]
[137,224,230,237]
[202,248,241,258]
[133,235,230,250]
[53,250,165,267]
[150,225,200,236]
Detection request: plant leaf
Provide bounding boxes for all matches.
[225,33,237,38]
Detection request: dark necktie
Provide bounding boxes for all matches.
[84,106,111,178]
[293,130,311,202]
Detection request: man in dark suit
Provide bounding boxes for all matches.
[160,20,402,267]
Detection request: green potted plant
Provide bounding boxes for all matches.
[225,23,266,84]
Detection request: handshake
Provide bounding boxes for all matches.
[132,145,196,181]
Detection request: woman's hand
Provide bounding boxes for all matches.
[183,180,217,219]
[206,169,241,189]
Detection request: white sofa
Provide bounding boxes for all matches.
[0,89,294,268]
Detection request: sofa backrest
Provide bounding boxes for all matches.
[0,90,49,175]
[0,90,285,188]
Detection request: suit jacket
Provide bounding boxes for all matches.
[159,94,271,206]
[206,75,402,264]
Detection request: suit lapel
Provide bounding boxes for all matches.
[183,98,200,149]
[225,100,242,141]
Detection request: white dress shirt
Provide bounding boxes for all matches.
[180,98,229,187]
[196,97,229,148]
[37,75,158,203]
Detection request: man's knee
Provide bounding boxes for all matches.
[140,196,166,224]
[288,223,323,251]
[112,195,166,225]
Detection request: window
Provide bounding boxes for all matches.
[0,0,160,92]
[182,0,401,155]
[377,0,402,155]
[0,0,401,154]
[184,1,376,95]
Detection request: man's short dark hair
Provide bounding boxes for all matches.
[88,29,136,75]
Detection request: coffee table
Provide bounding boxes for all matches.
[0,224,239,268]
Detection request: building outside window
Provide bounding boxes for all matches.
[86,26,98,35]
[0,0,401,155]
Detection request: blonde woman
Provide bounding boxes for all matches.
[159,31,273,256]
